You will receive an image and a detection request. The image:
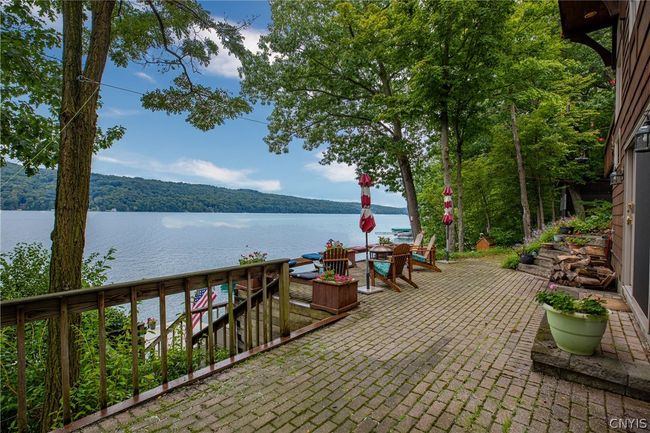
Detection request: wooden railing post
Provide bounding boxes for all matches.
[16,307,27,432]
[279,262,290,337]
[262,266,268,344]
[184,279,193,373]
[206,276,214,365]
[60,300,71,425]
[130,287,139,396]
[227,273,236,356]
[245,269,252,350]
[97,293,107,409]
[158,283,168,384]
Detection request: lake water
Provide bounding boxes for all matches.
[1,211,408,322]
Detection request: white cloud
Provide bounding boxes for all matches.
[198,19,266,79]
[133,71,157,84]
[170,159,281,192]
[304,153,357,183]
[99,107,142,118]
[93,153,281,192]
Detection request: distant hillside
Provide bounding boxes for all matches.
[0,163,406,214]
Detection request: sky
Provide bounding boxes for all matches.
[89,1,406,207]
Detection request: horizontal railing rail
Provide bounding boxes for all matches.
[0,259,291,432]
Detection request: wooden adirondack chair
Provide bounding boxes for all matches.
[410,232,424,252]
[369,243,417,292]
[412,236,441,272]
[322,247,350,275]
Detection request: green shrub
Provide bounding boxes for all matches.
[539,226,559,243]
[449,246,512,260]
[501,253,520,269]
[535,291,608,318]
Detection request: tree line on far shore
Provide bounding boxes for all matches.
[0,163,406,214]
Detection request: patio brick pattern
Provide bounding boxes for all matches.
[81,259,650,433]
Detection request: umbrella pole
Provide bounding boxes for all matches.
[445,225,450,262]
[365,232,370,291]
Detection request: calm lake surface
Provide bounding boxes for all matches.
[1,211,408,322]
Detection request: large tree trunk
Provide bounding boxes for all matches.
[455,140,464,252]
[537,179,545,230]
[480,188,491,235]
[391,118,421,236]
[396,153,422,236]
[440,108,455,252]
[568,185,585,218]
[510,103,532,242]
[377,62,421,236]
[41,2,115,430]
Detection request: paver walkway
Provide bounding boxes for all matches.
[83,259,650,433]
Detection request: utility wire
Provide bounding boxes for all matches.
[3,74,271,186]
[1,83,100,187]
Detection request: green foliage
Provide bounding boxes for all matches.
[539,226,559,243]
[565,236,589,247]
[241,0,427,193]
[535,291,608,318]
[239,251,268,265]
[501,253,520,269]
[0,163,406,214]
[0,243,226,431]
[449,247,512,260]
[571,201,612,233]
[378,236,393,246]
[2,0,253,174]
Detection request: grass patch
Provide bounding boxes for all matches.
[501,253,520,269]
[449,246,513,260]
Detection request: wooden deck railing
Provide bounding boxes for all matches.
[0,259,291,432]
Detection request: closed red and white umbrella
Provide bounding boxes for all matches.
[359,173,376,233]
[359,173,375,291]
[442,185,453,226]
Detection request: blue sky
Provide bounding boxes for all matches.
[90,1,406,207]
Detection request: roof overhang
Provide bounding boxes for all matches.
[558,0,619,68]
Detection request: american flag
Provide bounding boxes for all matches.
[191,287,217,329]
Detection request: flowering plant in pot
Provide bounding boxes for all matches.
[239,251,268,265]
[325,239,345,250]
[147,317,157,330]
[535,290,609,356]
[558,218,575,235]
[311,270,359,314]
[238,251,268,290]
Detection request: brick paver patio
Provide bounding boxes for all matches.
[83,259,650,433]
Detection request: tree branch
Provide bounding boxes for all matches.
[146,0,194,93]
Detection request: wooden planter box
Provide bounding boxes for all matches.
[311,279,360,314]
[236,276,262,292]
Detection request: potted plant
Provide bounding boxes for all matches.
[147,317,157,331]
[237,251,268,290]
[535,290,609,356]
[378,236,393,246]
[558,219,574,235]
[325,239,345,250]
[311,270,360,314]
[517,246,535,265]
[565,236,588,250]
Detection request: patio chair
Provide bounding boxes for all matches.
[412,235,442,272]
[411,232,424,252]
[369,243,418,292]
[291,247,349,286]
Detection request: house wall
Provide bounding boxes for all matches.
[607,0,650,279]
